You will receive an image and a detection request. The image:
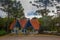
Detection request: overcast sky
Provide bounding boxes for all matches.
[0,10,7,18]
[18,0,41,18]
[0,0,58,18]
[18,0,38,17]
[0,0,38,18]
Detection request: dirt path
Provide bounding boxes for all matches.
[0,34,60,40]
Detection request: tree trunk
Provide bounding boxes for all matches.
[5,12,10,33]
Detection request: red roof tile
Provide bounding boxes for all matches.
[30,19,40,30]
[19,19,27,28]
[10,20,16,30]
[10,19,40,30]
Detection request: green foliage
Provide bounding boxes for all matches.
[38,15,60,33]
[52,16,60,32]
[0,18,7,27]
[0,29,7,36]
[39,16,52,26]
[0,0,24,19]
[38,16,57,31]
[11,1,24,18]
[36,9,50,16]
[0,18,14,26]
[0,0,24,32]
[0,18,14,31]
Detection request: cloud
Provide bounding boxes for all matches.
[18,0,38,18]
[19,0,35,13]
[0,10,7,18]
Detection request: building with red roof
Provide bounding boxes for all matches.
[19,19,27,29]
[10,18,40,33]
[10,20,20,30]
[30,18,40,30]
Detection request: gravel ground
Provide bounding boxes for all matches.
[0,35,60,40]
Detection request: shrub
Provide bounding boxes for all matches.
[0,29,7,36]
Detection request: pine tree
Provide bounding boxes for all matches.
[0,0,24,32]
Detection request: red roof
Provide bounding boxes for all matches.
[19,19,27,28]
[10,19,40,30]
[30,19,40,30]
[10,20,16,30]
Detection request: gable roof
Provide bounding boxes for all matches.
[19,19,27,28]
[24,20,33,29]
[10,19,40,30]
[15,20,20,27]
[10,20,16,30]
[10,20,20,30]
[30,19,40,30]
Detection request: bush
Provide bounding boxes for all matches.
[0,29,7,36]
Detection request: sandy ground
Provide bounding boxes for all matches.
[0,34,60,40]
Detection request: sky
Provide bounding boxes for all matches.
[0,10,7,18]
[0,0,59,18]
[0,0,41,19]
[0,0,38,18]
[17,0,60,18]
[18,0,41,18]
